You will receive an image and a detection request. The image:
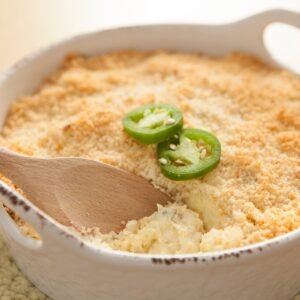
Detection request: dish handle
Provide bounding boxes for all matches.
[233,9,300,68]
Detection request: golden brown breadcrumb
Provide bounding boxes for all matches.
[0,50,299,254]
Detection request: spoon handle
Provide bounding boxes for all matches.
[0,148,71,226]
[0,148,33,183]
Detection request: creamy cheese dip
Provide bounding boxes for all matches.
[0,51,299,254]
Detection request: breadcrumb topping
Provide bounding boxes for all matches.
[0,51,299,254]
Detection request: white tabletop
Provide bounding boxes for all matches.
[0,0,300,71]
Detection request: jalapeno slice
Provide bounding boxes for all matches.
[157,128,221,180]
[123,104,183,144]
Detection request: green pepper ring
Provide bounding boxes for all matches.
[157,128,221,180]
[123,103,183,144]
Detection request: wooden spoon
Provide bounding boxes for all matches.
[0,148,171,233]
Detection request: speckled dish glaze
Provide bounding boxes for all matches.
[0,9,300,300]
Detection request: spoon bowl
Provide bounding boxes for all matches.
[0,148,171,233]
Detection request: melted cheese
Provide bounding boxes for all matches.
[0,51,299,254]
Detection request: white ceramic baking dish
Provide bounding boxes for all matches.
[0,9,300,300]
